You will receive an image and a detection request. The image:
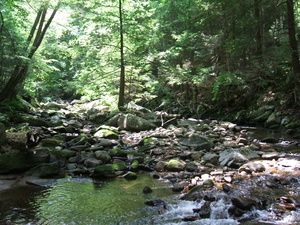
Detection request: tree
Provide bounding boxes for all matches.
[118,0,125,110]
[0,1,59,102]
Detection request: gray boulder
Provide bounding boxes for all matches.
[118,114,156,131]
[202,153,219,165]
[219,148,260,168]
[95,151,111,163]
[180,133,213,150]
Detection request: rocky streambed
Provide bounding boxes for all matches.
[0,100,300,224]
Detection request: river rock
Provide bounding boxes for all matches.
[202,153,219,165]
[41,138,61,147]
[122,171,137,180]
[180,133,213,150]
[118,114,156,131]
[0,123,6,146]
[143,186,153,193]
[84,158,102,168]
[92,163,127,178]
[155,161,168,172]
[166,159,186,172]
[193,201,211,218]
[19,115,49,127]
[239,161,265,174]
[231,196,257,210]
[219,148,260,168]
[95,151,111,163]
[0,149,50,174]
[25,162,60,178]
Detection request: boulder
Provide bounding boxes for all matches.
[180,133,213,150]
[0,149,50,174]
[239,161,265,174]
[84,158,102,168]
[25,162,60,178]
[19,115,49,127]
[219,148,260,168]
[202,153,219,165]
[118,114,156,132]
[166,159,186,172]
[92,163,127,178]
[122,171,137,180]
[231,196,257,210]
[95,151,111,163]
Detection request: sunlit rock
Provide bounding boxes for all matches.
[219,148,260,168]
[166,159,186,172]
[180,133,213,150]
[118,114,156,132]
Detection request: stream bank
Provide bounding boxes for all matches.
[0,100,300,224]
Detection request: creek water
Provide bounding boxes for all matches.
[1,127,300,225]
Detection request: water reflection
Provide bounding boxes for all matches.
[33,175,174,225]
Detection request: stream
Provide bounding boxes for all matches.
[1,127,300,225]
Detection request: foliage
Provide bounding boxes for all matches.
[2,0,300,115]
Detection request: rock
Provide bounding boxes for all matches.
[202,153,219,165]
[144,199,166,207]
[109,148,127,157]
[118,114,156,131]
[25,162,59,178]
[261,152,281,160]
[84,158,102,168]
[228,206,245,217]
[155,161,167,172]
[219,148,260,168]
[180,185,203,201]
[0,149,50,174]
[261,137,278,143]
[172,181,189,192]
[143,186,153,194]
[265,112,281,128]
[95,151,111,163]
[94,128,118,139]
[6,131,41,150]
[130,160,139,171]
[180,133,213,150]
[193,201,211,218]
[19,115,49,127]
[203,179,214,188]
[222,183,231,192]
[92,163,127,178]
[239,161,265,174]
[122,171,137,180]
[41,138,61,147]
[0,123,6,146]
[126,102,151,113]
[231,196,257,210]
[166,159,186,172]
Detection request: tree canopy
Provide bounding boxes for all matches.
[1,0,299,117]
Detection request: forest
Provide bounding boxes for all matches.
[1,1,300,224]
[1,0,300,124]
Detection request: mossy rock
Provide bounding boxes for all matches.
[166,159,186,172]
[0,149,50,174]
[25,162,60,178]
[41,138,61,147]
[20,115,49,127]
[92,163,127,178]
[109,148,127,157]
[130,160,139,171]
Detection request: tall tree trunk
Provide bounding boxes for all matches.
[286,0,300,74]
[254,0,264,57]
[118,0,125,110]
[0,4,59,103]
[286,0,300,104]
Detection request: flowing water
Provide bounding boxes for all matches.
[1,127,300,224]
